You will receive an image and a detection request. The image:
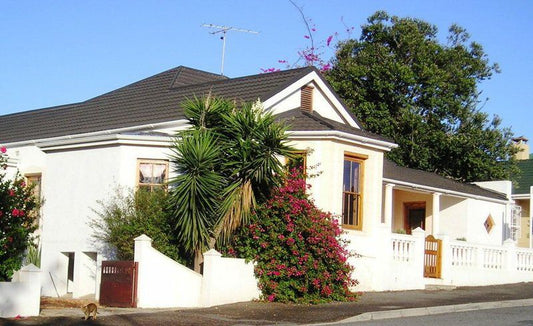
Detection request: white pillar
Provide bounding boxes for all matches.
[432,192,441,235]
[134,234,152,308]
[383,183,395,228]
[18,264,41,317]
[201,249,222,307]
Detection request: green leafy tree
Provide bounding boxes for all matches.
[223,169,357,303]
[168,96,293,261]
[326,11,517,182]
[0,147,39,281]
[91,188,188,264]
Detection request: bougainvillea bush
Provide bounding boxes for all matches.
[223,170,357,303]
[0,146,38,281]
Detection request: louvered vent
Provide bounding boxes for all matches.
[301,85,314,112]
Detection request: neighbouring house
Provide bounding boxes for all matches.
[511,136,533,248]
[1,66,532,301]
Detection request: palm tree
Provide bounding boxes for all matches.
[168,96,293,265]
[216,101,293,243]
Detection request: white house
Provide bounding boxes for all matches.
[1,66,532,300]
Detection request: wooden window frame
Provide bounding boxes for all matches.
[24,173,42,201]
[136,159,169,191]
[342,153,367,230]
[403,201,426,234]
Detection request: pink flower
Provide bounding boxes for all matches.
[326,35,333,47]
[12,209,20,217]
[267,294,276,302]
[8,189,15,197]
[0,146,6,154]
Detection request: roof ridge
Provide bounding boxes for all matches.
[83,66,183,103]
[167,66,313,94]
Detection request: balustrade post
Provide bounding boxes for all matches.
[411,227,425,287]
[503,239,517,283]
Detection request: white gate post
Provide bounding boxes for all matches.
[18,264,41,317]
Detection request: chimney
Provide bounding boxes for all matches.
[512,136,530,160]
[300,85,314,112]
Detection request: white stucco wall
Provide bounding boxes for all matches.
[439,196,469,240]
[8,141,175,298]
[288,138,385,235]
[465,199,506,245]
[0,265,41,318]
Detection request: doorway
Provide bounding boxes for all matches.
[404,202,426,234]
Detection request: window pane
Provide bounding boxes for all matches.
[351,162,360,192]
[342,156,362,228]
[343,160,351,192]
[138,160,168,191]
[139,163,152,184]
[152,164,167,184]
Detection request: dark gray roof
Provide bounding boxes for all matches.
[383,159,507,201]
[276,109,392,144]
[0,66,315,144]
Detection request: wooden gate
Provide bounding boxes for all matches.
[424,235,442,278]
[99,261,138,307]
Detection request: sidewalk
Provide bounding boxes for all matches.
[2,282,533,325]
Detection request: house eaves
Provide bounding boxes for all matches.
[383,160,509,204]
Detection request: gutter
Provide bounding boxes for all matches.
[3,120,188,148]
[383,177,510,204]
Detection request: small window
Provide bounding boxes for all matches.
[484,214,495,233]
[342,154,366,230]
[137,159,168,191]
[286,151,307,176]
[25,173,42,201]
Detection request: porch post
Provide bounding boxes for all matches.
[432,192,441,235]
[383,183,395,228]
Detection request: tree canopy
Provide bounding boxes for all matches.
[168,96,293,259]
[326,11,517,182]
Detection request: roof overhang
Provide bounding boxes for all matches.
[512,193,531,200]
[3,120,188,150]
[289,130,397,152]
[383,177,510,204]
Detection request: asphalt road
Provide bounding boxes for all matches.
[333,306,533,326]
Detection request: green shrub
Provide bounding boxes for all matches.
[223,170,358,303]
[0,147,39,280]
[91,187,190,265]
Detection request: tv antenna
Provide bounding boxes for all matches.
[202,24,259,75]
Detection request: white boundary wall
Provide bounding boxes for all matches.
[134,234,260,308]
[350,228,533,291]
[0,264,41,318]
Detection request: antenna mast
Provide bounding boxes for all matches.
[202,24,259,75]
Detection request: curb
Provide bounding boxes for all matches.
[327,298,533,324]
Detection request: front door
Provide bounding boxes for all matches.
[405,202,426,234]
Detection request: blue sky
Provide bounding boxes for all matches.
[1,1,532,139]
